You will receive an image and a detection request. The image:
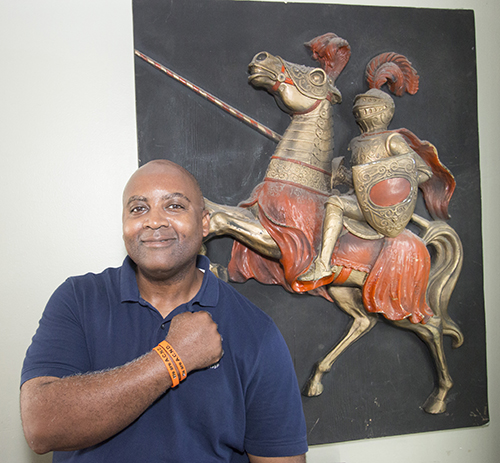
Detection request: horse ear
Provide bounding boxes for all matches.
[304,32,351,83]
[309,68,327,86]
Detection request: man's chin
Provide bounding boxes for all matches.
[136,258,198,281]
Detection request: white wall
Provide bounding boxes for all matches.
[0,1,497,462]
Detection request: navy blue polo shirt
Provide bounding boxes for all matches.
[22,255,307,462]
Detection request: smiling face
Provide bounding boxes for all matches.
[122,160,210,282]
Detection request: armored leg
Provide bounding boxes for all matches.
[298,196,344,282]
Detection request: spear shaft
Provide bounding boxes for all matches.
[134,50,282,144]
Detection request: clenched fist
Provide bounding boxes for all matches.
[165,311,223,373]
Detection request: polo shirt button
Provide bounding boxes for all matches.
[161,323,166,329]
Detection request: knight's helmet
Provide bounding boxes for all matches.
[354,52,420,133]
[353,89,395,133]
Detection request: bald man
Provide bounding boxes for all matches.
[21,160,308,462]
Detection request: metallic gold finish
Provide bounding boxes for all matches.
[268,100,335,180]
[265,157,332,194]
[205,198,281,260]
[205,42,463,415]
[353,153,418,237]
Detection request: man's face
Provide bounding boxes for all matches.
[122,164,210,280]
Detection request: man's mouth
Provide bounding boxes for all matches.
[141,238,174,248]
[140,231,175,246]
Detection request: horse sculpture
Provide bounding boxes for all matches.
[205,33,463,414]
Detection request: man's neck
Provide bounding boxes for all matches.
[135,265,204,318]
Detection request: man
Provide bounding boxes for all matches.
[20,160,308,462]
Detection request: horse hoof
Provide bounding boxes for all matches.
[303,380,324,397]
[423,394,447,414]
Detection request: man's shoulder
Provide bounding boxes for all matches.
[54,260,131,304]
[65,259,129,286]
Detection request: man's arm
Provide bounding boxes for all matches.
[248,454,306,463]
[20,311,222,454]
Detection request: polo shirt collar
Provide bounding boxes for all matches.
[119,255,219,310]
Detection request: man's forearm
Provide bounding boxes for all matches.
[248,454,306,463]
[21,350,170,454]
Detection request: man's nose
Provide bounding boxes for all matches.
[144,208,170,229]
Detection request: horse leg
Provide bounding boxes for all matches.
[392,315,452,414]
[204,198,281,259]
[303,285,378,397]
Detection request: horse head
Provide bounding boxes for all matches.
[248,33,350,114]
[248,51,341,114]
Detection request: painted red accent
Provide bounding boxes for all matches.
[397,128,456,220]
[363,230,433,324]
[304,32,351,81]
[271,65,294,92]
[228,181,383,298]
[228,181,432,324]
[370,177,411,206]
[332,267,351,285]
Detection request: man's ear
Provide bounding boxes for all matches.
[201,209,211,237]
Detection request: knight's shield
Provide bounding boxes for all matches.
[352,153,418,237]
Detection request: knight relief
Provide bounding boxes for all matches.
[204,33,463,415]
[201,33,463,414]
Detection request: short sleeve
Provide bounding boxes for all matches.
[21,278,91,385]
[243,322,308,457]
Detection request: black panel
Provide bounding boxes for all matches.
[133,0,487,445]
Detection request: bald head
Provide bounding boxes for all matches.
[123,159,205,212]
[121,159,210,280]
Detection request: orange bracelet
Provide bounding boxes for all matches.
[153,343,180,387]
[158,341,187,382]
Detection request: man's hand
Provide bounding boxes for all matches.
[20,311,222,454]
[166,311,223,373]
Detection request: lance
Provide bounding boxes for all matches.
[134,50,282,144]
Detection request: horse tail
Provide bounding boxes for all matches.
[411,214,464,348]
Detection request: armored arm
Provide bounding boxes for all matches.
[387,132,432,184]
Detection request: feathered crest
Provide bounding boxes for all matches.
[304,33,351,82]
[366,52,419,96]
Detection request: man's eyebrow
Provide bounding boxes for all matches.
[126,193,192,206]
[162,192,192,203]
[126,195,147,206]
[127,195,148,206]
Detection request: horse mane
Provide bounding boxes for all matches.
[304,33,351,82]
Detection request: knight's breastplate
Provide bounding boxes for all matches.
[352,153,418,238]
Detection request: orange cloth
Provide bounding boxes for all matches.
[363,229,433,324]
[228,180,433,324]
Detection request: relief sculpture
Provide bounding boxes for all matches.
[203,33,463,415]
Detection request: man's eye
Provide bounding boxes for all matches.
[167,203,185,210]
[130,206,146,213]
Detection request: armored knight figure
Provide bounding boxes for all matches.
[298,88,433,282]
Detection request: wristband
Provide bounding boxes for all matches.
[153,343,180,387]
[158,341,187,382]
